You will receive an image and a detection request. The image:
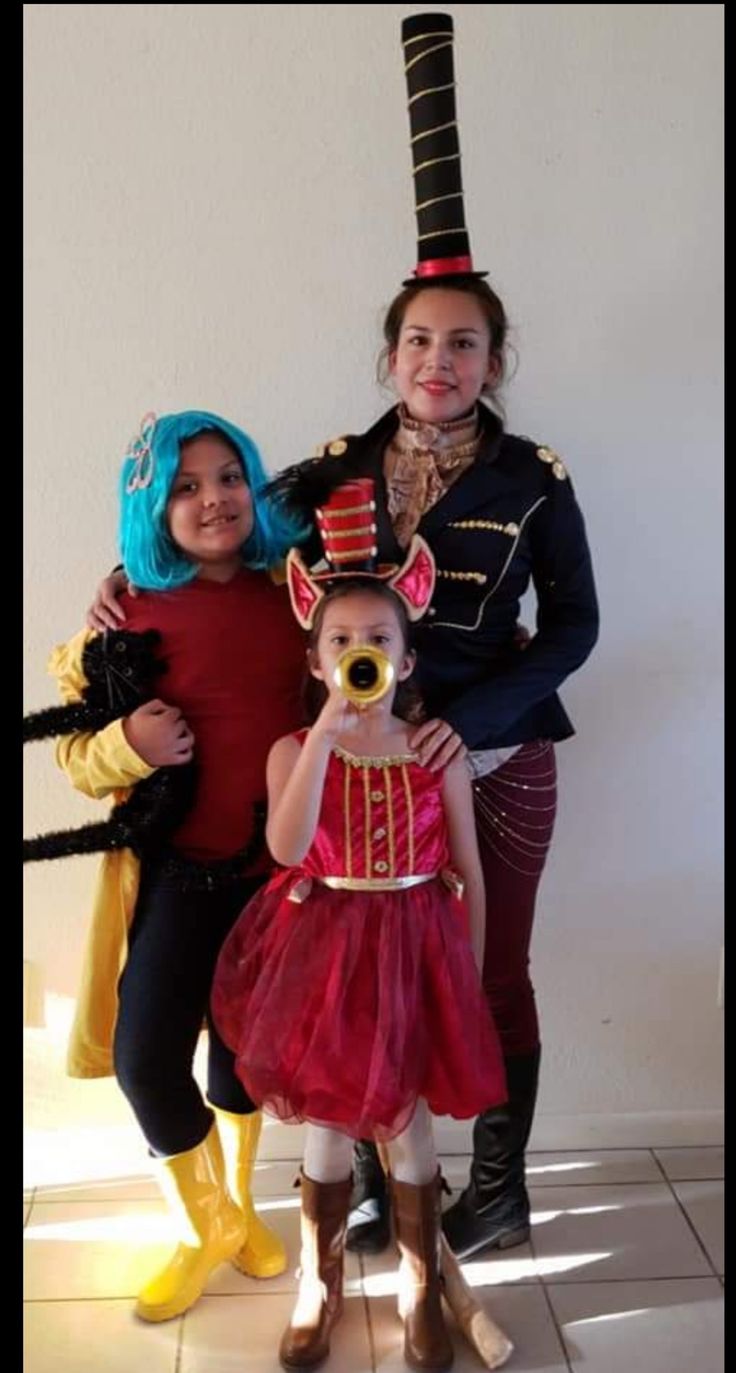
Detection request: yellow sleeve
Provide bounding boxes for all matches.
[54,720,155,799]
[47,628,156,799]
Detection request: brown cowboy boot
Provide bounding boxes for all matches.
[391,1173,454,1371]
[279,1171,352,1370]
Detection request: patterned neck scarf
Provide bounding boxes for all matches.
[384,404,481,548]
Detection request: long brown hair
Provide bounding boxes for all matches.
[377,277,512,412]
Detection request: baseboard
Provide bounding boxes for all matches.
[258,1110,724,1159]
[527,1110,724,1151]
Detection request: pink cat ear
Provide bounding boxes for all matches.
[286,548,324,629]
[388,535,436,621]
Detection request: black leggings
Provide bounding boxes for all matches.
[113,865,262,1156]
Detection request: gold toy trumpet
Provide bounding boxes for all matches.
[332,646,395,708]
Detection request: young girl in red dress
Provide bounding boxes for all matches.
[212,482,507,1371]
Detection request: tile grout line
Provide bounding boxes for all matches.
[27,1175,724,1202]
[20,1282,550,1306]
[23,1296,143,1306]
[27,1153,724,1205]
[174,1312,185,1373]
[650,1152,721,1280]
[527,1209,545,1288]
[538,1278,575,1372]
[440,1145,722,1157]
[358,1255,379,1373]
[649,1144,723,1183]
[541,1274,725,1290]
[538,1272,722,1287]
[28,1195,161,1205]
[529,1177,714,1192]
[22,1277,614,1307]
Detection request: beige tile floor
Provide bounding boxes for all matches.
[24,1146,723,1372]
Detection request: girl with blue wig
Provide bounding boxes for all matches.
[46,408,309,1324]
[117,409,300,589]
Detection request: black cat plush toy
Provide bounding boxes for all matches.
[23,629,198,862]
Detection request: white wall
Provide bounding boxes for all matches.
[24,4,723,1147]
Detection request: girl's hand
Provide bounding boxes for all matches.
[122,699,195,767]
[311,687,361,743]
[514,622,532,651]
[86,570,139,632]
[408,717,466,771]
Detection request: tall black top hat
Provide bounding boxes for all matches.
[401,12,487,286]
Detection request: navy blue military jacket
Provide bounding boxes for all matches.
[301,404,599,750]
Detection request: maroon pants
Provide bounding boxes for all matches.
[473,741,557,1056]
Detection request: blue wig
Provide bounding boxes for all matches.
[118,410,307,590]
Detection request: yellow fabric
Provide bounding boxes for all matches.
[55,717,156,799]
[65,850,141,1077]
[136,1120,247,1321]
[46,629,156,1078]
[211,1106,287,1277]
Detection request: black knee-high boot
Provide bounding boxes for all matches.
[442,1048,541,1260]
[344,1139,391,1254]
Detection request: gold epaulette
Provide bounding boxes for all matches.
[311,435,349,459]
[536,445,569,481]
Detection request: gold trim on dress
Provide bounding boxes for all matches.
[363,767,371,876]
[333,744,418,768]
[383,765,395,878]
[320,874,436,892]
[344,757,352,879]
[400,764,415,872]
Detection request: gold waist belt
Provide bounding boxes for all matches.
[320,873,438,892]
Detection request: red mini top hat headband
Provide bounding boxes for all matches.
[286,478,436,629]
[401,12,487,286]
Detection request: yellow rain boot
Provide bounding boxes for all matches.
[136,1119,248,1323]
[213,1106,288,1278]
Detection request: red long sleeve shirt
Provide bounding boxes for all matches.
[121,570,305,866]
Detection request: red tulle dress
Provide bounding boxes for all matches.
[211,734,507,1140]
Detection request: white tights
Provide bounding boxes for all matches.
[302,1099,437,1185]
